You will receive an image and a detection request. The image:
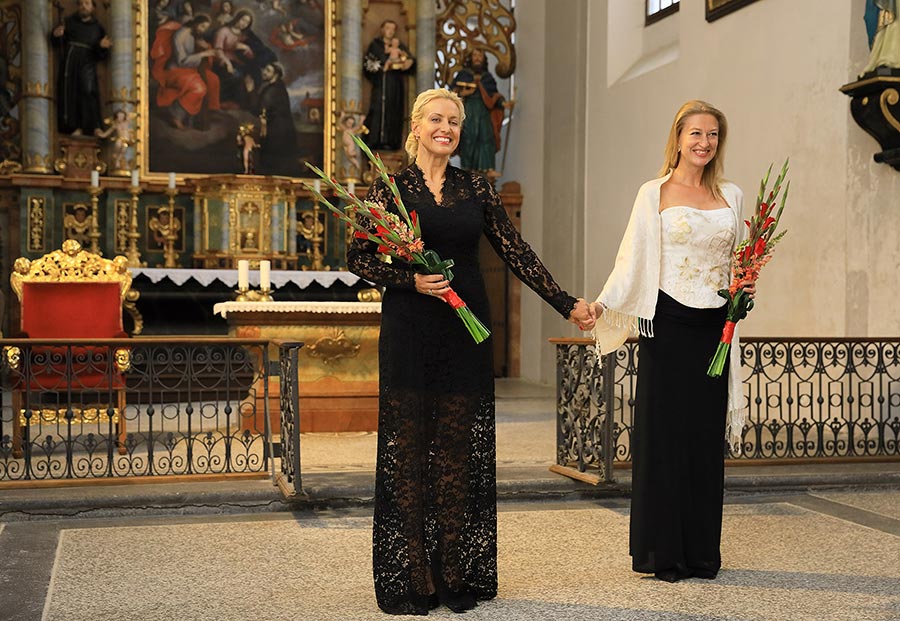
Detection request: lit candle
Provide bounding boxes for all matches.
[168,172,176,189]
[313,179,321,194]
[259,260,271,291]
[131,169,139,187]
[238,260,249,291]
[348,181,355,196]
[90,170,99,188]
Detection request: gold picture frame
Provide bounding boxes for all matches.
[705,0,762,22]
[135,0,336,182]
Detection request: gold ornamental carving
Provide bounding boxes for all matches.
[10,239,132,301]
[4,346,21,370]
[357,287,383,302]
[23,82,51,99]
[115,198,130,252]
[0,159,23,174]
[114,348,132,372]
[306,329,361,365]
[879,88,900,133]
[24,153,52,173]
[124,289,143,335]
[435,0,517,87]
[27,196,45,252]
[19,407,120,427]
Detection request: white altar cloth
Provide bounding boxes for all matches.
[133,268,367,289]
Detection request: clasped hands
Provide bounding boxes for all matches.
[417,274,599,332]
[569,298,597,332]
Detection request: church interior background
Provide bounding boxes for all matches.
[0,0,898,484]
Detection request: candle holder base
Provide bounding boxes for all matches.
[235,288,274,302]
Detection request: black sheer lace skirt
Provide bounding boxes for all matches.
[629,291,729,579]
[373,284,498,615]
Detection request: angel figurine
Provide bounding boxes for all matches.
[236,122,259,174]
[96,109,135,172]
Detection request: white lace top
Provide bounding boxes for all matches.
[659,206,735,309]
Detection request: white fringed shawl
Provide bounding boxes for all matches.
[592,173,747,453]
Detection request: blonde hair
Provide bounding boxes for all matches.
[659,100,728,200]
[404,88,466,162]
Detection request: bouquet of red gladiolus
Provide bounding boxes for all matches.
[303,135,491,344]
[707,160,790,377]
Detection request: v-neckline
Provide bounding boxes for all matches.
[414,163,448,207]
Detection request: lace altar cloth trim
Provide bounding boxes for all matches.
[132,268,366,289]
[213,301,382,317]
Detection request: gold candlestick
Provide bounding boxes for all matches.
[301,197,330,272]
[88,185,103,255]
[125,185,145,267]
[162,188,179,268]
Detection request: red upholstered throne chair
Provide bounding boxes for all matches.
[7,240,134,457]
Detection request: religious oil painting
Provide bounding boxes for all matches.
[705,0,761,22]
[142,0,332,178]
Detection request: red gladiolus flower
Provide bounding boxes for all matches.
[708,159,790,386]
[754,237,766,257]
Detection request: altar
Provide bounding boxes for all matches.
[213,301,381,434]
[133,268,373,335]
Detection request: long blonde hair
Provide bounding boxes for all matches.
[659,100,728,199]
[404,88,466,162]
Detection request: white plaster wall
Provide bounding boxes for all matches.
[501,0,588,382]
[499,0,548,381]
[504,0,898,384]
[583,0,875,340]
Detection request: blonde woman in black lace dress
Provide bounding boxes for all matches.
[347,88,596,615]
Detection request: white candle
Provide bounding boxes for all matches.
[313,179,321,194]
[90,170,99,188]
[259,260,271,290]
[131,169,139,187]
[237,260,249,291]
[168,172,176,189]
[348,181,355,196]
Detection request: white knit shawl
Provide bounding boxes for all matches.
[592,173,747,453]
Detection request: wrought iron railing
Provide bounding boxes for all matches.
[278,342,304,496]
[554,338,900,482]
[0,338,271,482]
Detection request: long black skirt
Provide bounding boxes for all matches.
[629,290,729,579]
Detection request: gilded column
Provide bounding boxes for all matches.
[416,0,435,93]
[340,0,363,181]
[109,0,135,173]
[22,1,51,173]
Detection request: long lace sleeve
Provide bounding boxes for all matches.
[480,177,577,319]
[346,179,417,290]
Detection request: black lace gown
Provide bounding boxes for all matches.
[347,165,577,615]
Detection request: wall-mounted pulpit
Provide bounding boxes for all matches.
[191,175,300,269]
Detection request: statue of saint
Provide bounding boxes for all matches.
[51,0,112,136]
[862,0,900,75]
[363,20,415,151]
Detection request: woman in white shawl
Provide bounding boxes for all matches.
[591,100,751,583]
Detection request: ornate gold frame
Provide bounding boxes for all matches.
[10,239,132,302]
[134,0,338,182]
